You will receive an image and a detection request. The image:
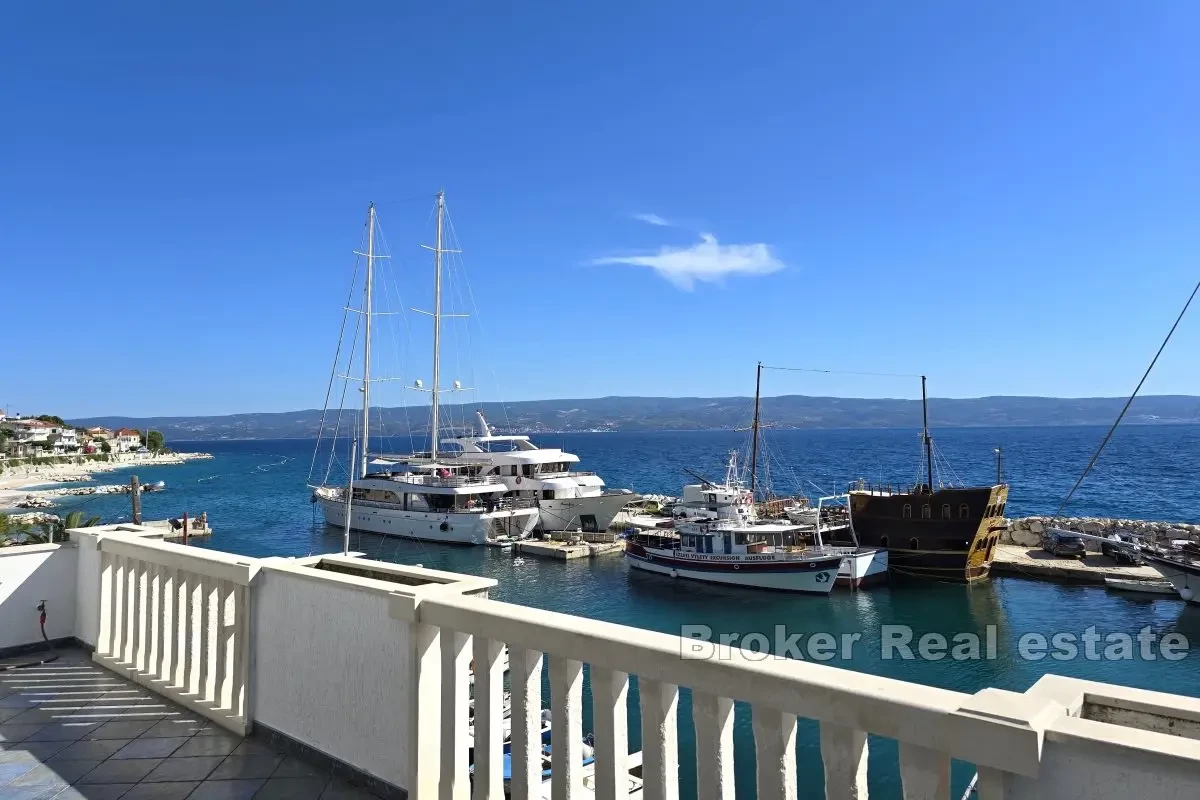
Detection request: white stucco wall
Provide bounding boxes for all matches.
[70,530,102,648]
[0,543,78,650]
[252,564,413,789]
[1007,734,1200,799]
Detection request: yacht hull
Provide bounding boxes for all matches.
[319,497,537,546]
[624,548,840,594]
[1143,554,1200,604]
[536,493,633,533]
[837,548,889,588]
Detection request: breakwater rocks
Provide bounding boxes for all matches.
[1003,516,1200,550]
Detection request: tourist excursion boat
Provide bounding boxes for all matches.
[625,364,885,592]
[843,376,1008,583]
[309,195,538,545]
[393,410,635,533]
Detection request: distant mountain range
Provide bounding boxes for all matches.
[68,395,1200,441]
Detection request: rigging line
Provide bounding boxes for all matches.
[323,292,365,486]
[1054,278,1200,518]
[445,207,514,434]
[309,221,368,485]
[760,365,924,379]
[375,221,418,454]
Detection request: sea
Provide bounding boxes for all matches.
[35,425,1200,798]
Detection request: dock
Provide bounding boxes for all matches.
[991,544,1168,587]
[513,536,626,560]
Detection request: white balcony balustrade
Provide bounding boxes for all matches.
[93,531,255,734]
[0,523,1197,798]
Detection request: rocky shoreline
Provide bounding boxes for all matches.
[1002,516,1200,550]
[0,452,211,509]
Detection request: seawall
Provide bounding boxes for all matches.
[1002,516,1200,551]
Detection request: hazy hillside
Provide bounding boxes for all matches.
[69,395,1200,441]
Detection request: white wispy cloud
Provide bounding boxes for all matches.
[631,212,672,227]
[592,233,785,290]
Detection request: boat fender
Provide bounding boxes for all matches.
[670,569,677,578]
[1181,586,1195,602]
[440,522,450,532]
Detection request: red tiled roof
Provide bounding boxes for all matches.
[115,428,141,436]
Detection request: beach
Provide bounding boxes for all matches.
[0,452,212,509]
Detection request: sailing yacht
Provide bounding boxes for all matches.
[310,194,539,546]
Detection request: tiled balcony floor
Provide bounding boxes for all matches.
[1,649,380,800]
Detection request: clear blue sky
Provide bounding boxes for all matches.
[3,1,1197,418]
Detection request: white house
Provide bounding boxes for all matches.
[1,418,53,457]
[114,427,141,453]
[48,426,80,453]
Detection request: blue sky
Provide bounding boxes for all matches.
[2,1,1197,418]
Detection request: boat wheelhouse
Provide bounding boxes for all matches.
[625,521,845,593]
[382,411,635,533]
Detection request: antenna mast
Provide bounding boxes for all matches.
[750,361,762,497]
[360,203,375,480]
[921,375,933,490]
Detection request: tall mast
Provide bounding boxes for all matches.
[750,361,762,497]
[430,191,445,460]
[921,374,933,490]
[361,203,375,479]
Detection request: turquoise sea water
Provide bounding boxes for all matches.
[37,425,1200,797]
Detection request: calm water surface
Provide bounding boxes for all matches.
[44,426,1200,798]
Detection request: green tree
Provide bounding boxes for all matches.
[39,510,102,543]
[35,415,67,426]
[143,430,165,451]
[100,441,111,454]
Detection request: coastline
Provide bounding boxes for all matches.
[0,452,212,509]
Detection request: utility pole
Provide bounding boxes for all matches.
[130,475,142,524]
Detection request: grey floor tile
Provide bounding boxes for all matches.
[8,762,72,788]
[87,720,158,740]
[139,718,207,738]
[8,739,74,761]
[109,737,189,760]
[228,740,278,758]
[186,778,265,799]
[38,757,104,783]
[55,784,137,799]
[0,706,30,723]
[320,780,378,799]
[0,722,46,743]
[270,756,325,779]
[254,777,329,799]
[206,754,281,781]
[77,757,164,784]
[142,756,223,783]
[50,739,131,762]
[24,722,99,742]
[0,758,38,783]
[0,748,41,765]
[171,734,241,758]
[0,784,64,800]
[3,708,63,726]
[121,782,200,799]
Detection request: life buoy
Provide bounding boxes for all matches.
[516,476,522,485]
[733,564,740,570]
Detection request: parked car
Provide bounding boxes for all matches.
[1101,532,1143,565]
[1042,530,1087,559]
